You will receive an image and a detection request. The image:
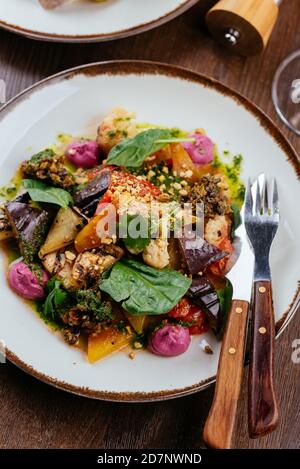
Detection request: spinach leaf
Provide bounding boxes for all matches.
[118,213,151,251]
[107,129,173,167]
[231,203,242,237]
[216,278,233,337]
[23,179,73,208]
[43,279,70,322]
[100,258,191,316]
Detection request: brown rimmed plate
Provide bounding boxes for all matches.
[0,60,299,402]
[0,0,199,43]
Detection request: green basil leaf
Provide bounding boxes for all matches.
[100,258,191,316]
[43,279,69,322]
[216,278,233,337]
[107,129,173,167]
[118,213,151,251]
[23,179,73,208]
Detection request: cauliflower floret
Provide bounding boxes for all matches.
[205,215,229,246]
[143,238,169,269]
[97,107,138,154]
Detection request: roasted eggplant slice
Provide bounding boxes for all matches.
[73,169,111,217]
[187,276,221,336]
[187,276,233,338]
[39,207,85,258]
[5,200,50,262]
[178,229,228,275]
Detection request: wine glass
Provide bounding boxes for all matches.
[272,50,300,136]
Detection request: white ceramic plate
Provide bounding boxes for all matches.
[0,0,198,43]
[0,61,299,402]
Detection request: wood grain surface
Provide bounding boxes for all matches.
[203,300,249,449]
[0,0,299,450]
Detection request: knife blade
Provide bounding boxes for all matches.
[203,207,253,449]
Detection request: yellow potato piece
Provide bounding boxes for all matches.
[124,314,146,334]
[88,327,132,364]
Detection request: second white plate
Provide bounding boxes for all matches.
[0,0,198,43]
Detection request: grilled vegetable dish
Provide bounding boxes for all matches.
[0,108,244,363]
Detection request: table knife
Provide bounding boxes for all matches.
[203,212,252,449]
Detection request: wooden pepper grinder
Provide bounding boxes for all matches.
[206,0,281,56]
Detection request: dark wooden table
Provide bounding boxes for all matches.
[0,0,299,450]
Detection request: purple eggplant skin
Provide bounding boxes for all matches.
[178,229,228,275]
[5,200,51,263]
[73,169,111,217]
[187,276,222,336]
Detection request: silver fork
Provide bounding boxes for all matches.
[245,174,279,438]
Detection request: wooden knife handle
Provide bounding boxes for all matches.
[249,281,279,438]
[203,300,249,449]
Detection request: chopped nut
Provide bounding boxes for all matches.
[157,193,170,202]
[200,339,213,354]
[179,189,188,196]
[134,341,143,349]
[65,251,76,261]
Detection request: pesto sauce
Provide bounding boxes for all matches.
[136,123,189,139]
[2,238,20,263]
[213,149,245,207]
[0,167,23,202]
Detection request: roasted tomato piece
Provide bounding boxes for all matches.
[110,170,161,198]
[187,309,209,335]
[209,237,233,276]
[86,165,115,181]
[168,297,193,319]
[168,298,208,335]
[97,193,112,208]
[96,169,161,213]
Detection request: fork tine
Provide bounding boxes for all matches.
[254,178,262,215]
[245,179,253,216]
[272,178,279,219]
[263,176,269,215]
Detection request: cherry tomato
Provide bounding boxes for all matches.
[168,298,209,335]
